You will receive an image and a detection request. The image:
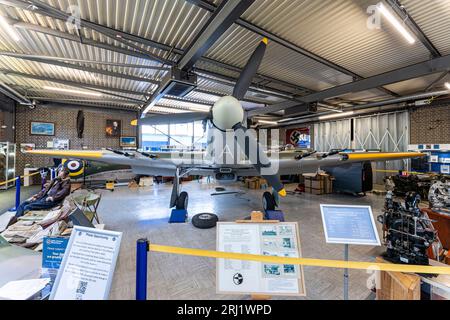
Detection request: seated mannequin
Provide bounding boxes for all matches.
[14,167,71,218]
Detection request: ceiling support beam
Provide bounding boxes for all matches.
[143,0,255,115]
[278,54,450,115]
[0,52,160,84]
[178,0,255,70]
[0,69,145,96]
[21,0,171,64]
[0,81,31,104]
[386,0,441,58]
[0,52,170,70]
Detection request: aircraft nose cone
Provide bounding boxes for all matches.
[211,96,244,131]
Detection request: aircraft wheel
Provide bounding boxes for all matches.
[262,191,276,211]
[176,191,189,210]
[192,213,218,229]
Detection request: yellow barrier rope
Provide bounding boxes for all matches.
[149,244,450,275]
[0,171,41,187]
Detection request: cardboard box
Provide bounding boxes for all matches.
[305,187,323,195]
[303,172,334,195]
[139,177,154,187]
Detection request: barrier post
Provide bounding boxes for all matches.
[9,176,21,212]
[15,176,21,211]
[136,238,149,300]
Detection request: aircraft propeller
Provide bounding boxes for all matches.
[136,38,286,196]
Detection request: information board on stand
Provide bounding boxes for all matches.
[216,214,306,296]
[49,226,122,300]
[320,204,381,246]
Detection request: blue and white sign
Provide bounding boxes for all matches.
[320,205,381,246]
[42,237,69,269]
[49,226,122,300]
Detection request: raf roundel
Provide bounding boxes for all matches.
[63,159,85,177]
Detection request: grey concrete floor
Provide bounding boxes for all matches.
[0,186,40,214]
[93,180,386,300]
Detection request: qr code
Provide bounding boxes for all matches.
[76,280,88,295]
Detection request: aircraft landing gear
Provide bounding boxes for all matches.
[176,191,189,210]
[262,191,277,211]
[170,168,189,210]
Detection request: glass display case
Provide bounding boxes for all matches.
[0,142,16,190]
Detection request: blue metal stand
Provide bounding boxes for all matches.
[169,209,188,223]
[136,238,149,300]
[265,210,285,221]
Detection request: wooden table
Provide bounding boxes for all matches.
[422,208,450,250]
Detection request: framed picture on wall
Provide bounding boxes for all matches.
[30,121,55,136]
[106,119,121,137]
[120,136,137,148]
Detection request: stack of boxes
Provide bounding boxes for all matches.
[303,173,334,195]
[245,177,269,190]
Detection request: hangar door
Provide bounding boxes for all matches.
[354,111,410,183]
[314,111,410,184]
[313,119,351,152]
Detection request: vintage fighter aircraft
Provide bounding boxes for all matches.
[27,38,424,211]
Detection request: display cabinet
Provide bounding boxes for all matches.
[0,142,16,190]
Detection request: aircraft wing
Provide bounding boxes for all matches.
[26,149,425,177]
[25,149,182,176]
[275,151,425,175]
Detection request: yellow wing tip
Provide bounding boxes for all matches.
[25,150,104,158]
[278,189,287,197]
[131,119,138,126]
[262,37,268,45]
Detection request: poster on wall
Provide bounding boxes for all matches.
[30,122,55,136]
[286,128,310,149]
[120,136,137,148]
[53,139,70,150]
[105,120,121,137]
[216,222,306,296]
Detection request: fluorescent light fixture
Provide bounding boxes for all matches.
[377,3,415,44]
[257,120,278,125]
[0,15,21,41]
[43,86,102,97]
[445,82,450,90]
[317,103,343,113]
[319,111,354,121]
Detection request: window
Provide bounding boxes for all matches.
[140,121,207,151]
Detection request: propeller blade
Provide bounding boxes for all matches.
[232,38,268,100]
[135,112,209,126]
[233,123,286,196]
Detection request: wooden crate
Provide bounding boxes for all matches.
[375,257,421,300]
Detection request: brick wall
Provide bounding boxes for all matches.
[0,93,15,142]
[410,104,450,144]
[15,105,138,175]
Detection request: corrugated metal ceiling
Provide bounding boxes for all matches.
[0,0,447,116]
